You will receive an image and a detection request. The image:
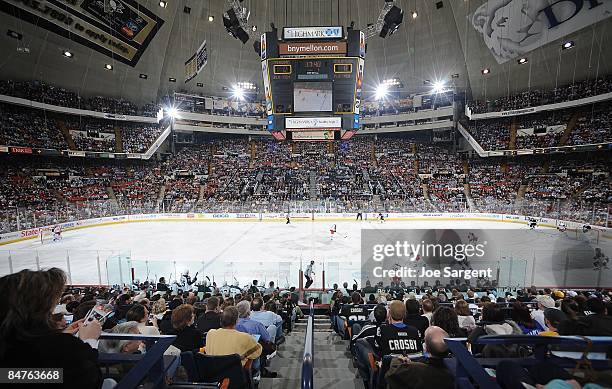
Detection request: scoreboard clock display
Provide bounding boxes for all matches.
[266,57,359,114]
[295,60,332,80]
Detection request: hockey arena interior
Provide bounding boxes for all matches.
[0,0,612,388]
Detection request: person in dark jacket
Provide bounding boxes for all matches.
[0,268,103,389]
[170,304,204,352]
[404,298,429,339]
[195,296,221,334]
[386,326,454,389]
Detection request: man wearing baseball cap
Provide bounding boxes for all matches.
[532,295,555,330]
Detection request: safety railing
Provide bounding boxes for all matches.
[301,301,315,389]
[445,335,612,389]
[97,333,177,389]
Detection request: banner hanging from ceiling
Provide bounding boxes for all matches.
[471,0,612,64]
[185,40,208,83]
[0,0,164,66]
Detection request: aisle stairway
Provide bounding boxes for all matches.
[260,314,365,389]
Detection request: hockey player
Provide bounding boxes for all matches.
[378,213,385,223]
[467,232,478,244]
[528,218,538,229]
[557,222,567,232]
[180,269,198,290]
[52,225,62,241]
[593,248,609,270]
[329,224,337,239]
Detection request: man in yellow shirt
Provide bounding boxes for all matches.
[205,306,262,366]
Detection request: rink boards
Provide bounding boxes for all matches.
[0,211,607,247]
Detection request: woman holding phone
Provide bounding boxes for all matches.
[0,268,103,389]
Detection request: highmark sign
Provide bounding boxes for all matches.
[283,26,343,40]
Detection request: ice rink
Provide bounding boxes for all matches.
[1,219,610,288]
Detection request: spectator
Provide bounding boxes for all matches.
[249,297,283,344]
[195,296,222,334]
[385,326,455,389]
[404,298,430,339]
[373,300,423,358]
[205,306,262,366]
[431,306,467,338]
[540,308,567,337]
[467,303,523,357]
[0,268,103,389]
[532,295,556,330]
[170,304,204,352]
[454,300,476,331]
[99,321,142,354]
[512,302,544,335]
[421,299,434,324]
[353,304,389,383]
[126,304,160,336]
[235,300,271,343]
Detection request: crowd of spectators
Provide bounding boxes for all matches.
[0,80,159,117]
[465,100,612,151]
[0,103,67,149]
[2,265,611,388]
[468,76,612,114]
[0,268,302,387]
[0,136,609,232]
[0,104,165,153]
[331,280,612,388]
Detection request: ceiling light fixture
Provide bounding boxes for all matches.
[517,57,528,65]
[62,50,73,58]
[104,64,113,70]
[562,40,574,50]
[208,15,214,22]
[481,68,490,75]
[159,1,167,8]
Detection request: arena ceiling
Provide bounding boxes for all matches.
[0,0,611,105]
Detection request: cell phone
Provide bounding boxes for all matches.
[84,306,112,325]
[64,315,74,325]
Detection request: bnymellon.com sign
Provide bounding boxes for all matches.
[472,0,612,64]
[0,0,164,66]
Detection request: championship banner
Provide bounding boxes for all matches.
[279,41,346,56]
[262,60,273,116]
[472,0,612,64]
[185,40,208,83]
[0,0,164,66]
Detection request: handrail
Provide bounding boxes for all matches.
[301,301,315,389]
[445,336,612,389]
[97,333,177,389]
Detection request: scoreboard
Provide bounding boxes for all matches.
[260,27,365,141]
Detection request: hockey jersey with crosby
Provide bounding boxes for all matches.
[374,322,423,357]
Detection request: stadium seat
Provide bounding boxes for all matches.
[180,352,253,389]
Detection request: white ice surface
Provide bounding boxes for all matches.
[1,219,609,288]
